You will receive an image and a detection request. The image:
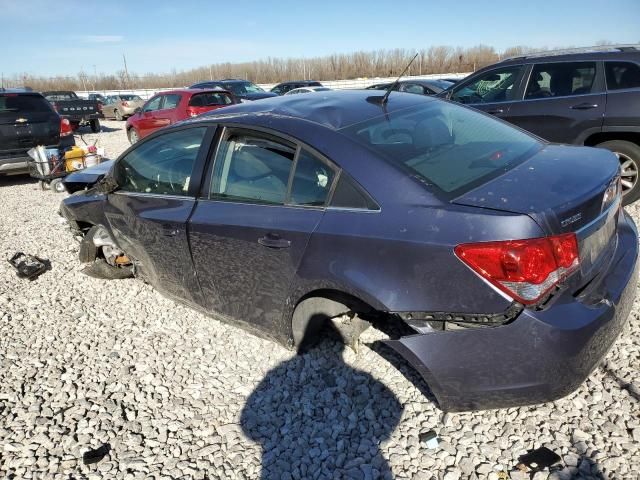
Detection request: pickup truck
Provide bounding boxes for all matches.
[42,91,101,132]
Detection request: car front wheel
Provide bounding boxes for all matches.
[597,140,640,205]
[128,128,139,144]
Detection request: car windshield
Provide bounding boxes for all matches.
[120,95,142,101]
[222,81,264,95]
[44,93,75,101]
[339,101,541,196]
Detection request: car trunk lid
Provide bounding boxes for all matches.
[453,144,621,287]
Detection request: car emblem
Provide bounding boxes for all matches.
[560,213,582,228]
[15,118,27,123]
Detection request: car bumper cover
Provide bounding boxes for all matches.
[384,211,639,411]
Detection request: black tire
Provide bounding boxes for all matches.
[82,259,134,280]
[90,119,101,133]
[50,178,66,193]
[39,180,49,191]
[128,128,139,145]
[115,109,122,121]
[597,140,640,205]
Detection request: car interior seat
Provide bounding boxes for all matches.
[224,148,287,203]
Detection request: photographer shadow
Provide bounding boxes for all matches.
[240,320,403,480]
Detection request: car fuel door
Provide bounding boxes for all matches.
[103,125,213,306]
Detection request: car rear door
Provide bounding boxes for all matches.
[505,61,605,144]
[103,125,214,305]
[188,127,337,333]
[448,64,527,118]
[0,93,60,151]
[603,60,640,129]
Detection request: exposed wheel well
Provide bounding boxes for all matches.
[584,131,640,148]
[291,289,378,352]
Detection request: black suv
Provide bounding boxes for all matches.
[189,79,277,101]
[442,45,640,203]
[0,89,74,176]
[270,80,323,95]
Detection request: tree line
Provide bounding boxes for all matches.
[2,45,553,91]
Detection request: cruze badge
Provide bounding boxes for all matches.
[560,213,582,228]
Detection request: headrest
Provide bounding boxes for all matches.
[413,117,453,150]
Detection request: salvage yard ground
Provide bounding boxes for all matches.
[0,120,639,479]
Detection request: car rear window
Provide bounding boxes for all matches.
[189,92,233,107]
[0,95,53,114]
[339,101,541,197]
[606,62,640,90]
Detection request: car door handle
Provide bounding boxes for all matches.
[258,234,291,249]
[570,103,598,110]
[486,108,504,115]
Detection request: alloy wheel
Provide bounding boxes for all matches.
[616,152,638,195]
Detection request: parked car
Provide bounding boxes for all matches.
[61,90,637,411]
[284,86,332,95]
[125,89,237,144]
[1,89,74,176]
[440,45,640,203]
[101,95,145,121]
[270,80,323,95]
[189,79,277,101]
[366,79,454,95]
[88,93,106,116]
[42,91,101,132]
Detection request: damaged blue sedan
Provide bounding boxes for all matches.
[60,90,638,411]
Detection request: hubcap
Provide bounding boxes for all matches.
[129,130,138,144]
[616,152,638,195]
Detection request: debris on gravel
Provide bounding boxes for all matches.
[0,120,639,479]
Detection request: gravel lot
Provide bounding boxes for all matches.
[1,120,639,480]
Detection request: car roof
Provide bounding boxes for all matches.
[497,47,640,67]
[198,89,435,130]
[277,80,321,85]
[0,88,38,95]
[155,88,233,96]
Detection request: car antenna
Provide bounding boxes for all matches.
[368,52,419,106]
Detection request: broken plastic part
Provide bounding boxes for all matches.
[82,444,111,465]
[516,447,561,472]
[7,252,50,280]
[418,430,439,449]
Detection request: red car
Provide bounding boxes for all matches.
[125,89,237,143]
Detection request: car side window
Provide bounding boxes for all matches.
[451,66,524,104]
[290,149,336,206]
[210,133,295,204]
[113,127,207,196]
[401,84,425,95]
[606,62,640,90]
[330,173,379,210]
[525,62,597,99]
[162,94,181,110]
[271,87,282,95]
[144,96,162,112]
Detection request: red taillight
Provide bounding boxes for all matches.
[455,233,579,305]
[60,117,73,137]
[121,101,129,107]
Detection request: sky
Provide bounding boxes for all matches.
[1,0,639,78]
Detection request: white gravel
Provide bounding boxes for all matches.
[0,120,639,479]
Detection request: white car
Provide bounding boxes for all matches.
[283,86,332,95]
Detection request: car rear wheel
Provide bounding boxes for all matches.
[115,109,123,121]
[128,128,139,144]
[597,140,640,205]
[90,119,101,133]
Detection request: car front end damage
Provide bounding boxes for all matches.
[383,210,638,412]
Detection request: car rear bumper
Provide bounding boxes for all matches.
[385,210,638,411]
[0,137,75,176]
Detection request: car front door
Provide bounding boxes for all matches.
[189,128,337,335]
[505,61,605,144]
[448,64,527,118]
[137,95,164,138]
[104,125,213,305]
[152,93,182,128]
